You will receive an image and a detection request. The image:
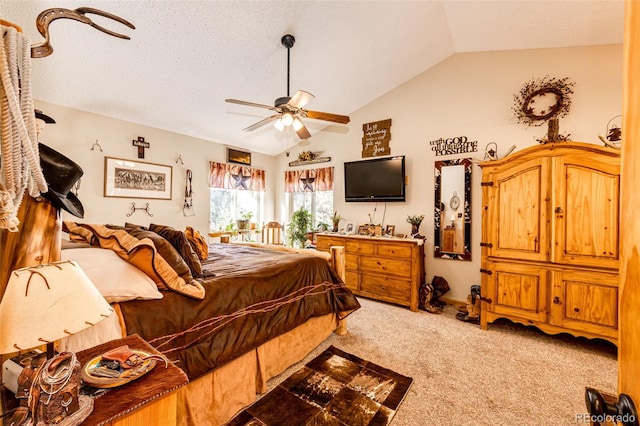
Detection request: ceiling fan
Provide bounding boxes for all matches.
[225,34,350,140]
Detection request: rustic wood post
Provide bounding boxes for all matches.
[0,192,61,300]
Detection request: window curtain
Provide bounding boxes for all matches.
[208,162,265,191]
[284,167,334,193]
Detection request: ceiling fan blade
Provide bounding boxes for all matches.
[226,98,279,111]
[304,109,350,125]
[243,115,280,132]
[294,119,312,139]
[287,90,315,109]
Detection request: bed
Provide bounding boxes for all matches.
[59,221,360,425]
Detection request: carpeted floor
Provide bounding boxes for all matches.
[266,298,618,426]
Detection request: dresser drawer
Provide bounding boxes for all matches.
[345,241,375,255]
[344,270,359,292]
[315,237,344,251]
[360,256,411,278]
[360,274,411,304]
[376,244,413,258]
[345,253,359,269]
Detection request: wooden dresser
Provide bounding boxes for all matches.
[316,234,424,311]
[479,142,620,344]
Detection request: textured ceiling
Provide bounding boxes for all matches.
[1,0,625,156]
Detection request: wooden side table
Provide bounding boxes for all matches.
[77,334,189,426]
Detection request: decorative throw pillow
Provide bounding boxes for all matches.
[126,227,195,283]
[149,223,203,276]
[125,222,147,230]
[61,248,163,303]
[185,226,209,261]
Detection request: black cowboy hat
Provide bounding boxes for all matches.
[35,109,55,124]
[38,143,84,218]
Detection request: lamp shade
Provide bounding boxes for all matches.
[0,260,113,354]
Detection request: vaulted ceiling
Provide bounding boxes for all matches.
[2,1,624,155]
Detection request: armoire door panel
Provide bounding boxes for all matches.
[550,270,618,336]
[554,154,620,269]
[489,263,548,323]
[489,158,550,262]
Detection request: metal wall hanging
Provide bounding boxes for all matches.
[30,7,134,58]
[430,136,478,157]
[132,136,150,159]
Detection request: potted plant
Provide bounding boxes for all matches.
[407,214,425,238]
[331,211,341,232]
[237,211,253,231]
[287,208,313,248]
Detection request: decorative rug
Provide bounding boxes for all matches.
[226,345,413,426]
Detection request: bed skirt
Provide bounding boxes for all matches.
[176,312,342,426]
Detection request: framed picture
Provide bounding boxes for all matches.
[227,147,251,166]
[358,224,375,236]
[374,225,383,237]
[385,225,395,236]
[345,222,356,235]
[104,157,172,199]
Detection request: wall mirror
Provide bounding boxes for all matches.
[434,158,472,260]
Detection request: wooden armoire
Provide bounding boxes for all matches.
[479,142,620,344]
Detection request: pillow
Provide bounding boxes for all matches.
[61,248,163,303]
[185,226,209,261]
[149,223,202,276]
[61,238,95,250]
[63,221,205,299]
[126,227,195,283]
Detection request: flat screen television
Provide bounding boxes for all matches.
[344,156,406,202]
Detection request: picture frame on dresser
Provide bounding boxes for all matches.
[345,222,356,234]
[385,225,395,236]
[104,157,172,200]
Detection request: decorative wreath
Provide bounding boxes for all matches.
[512,76,575,127]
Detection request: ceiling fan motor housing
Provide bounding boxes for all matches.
[275,96,291,107]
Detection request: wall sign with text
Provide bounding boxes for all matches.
[430,136,478,156]
[362,119,391,158]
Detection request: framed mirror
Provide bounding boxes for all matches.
[434,158,472,260]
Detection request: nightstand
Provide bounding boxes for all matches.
[77,334,189,426]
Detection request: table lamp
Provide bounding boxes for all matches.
[0,260,113,358]
[0,260,113,424]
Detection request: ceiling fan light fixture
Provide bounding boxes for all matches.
[273,117,285,131]
[282,112,294,127]
[292,117,304,131]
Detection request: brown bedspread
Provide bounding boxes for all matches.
[119,243,360,380]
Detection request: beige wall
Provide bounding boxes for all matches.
[34,100,277,237]
[277,44,623,301]
[36,43,622,302]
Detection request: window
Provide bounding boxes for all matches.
[210,188,263,232]
[288,190,333,229]
[208,161,265,232]
[285,167,334,229]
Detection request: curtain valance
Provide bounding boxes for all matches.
[284,167,334,193]
[208,162,265,191]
